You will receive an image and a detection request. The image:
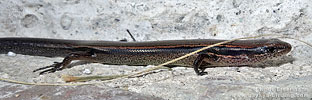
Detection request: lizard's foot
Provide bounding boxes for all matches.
[198,71,207,76]
[33,62,63,75]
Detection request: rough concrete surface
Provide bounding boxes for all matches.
[0,0,312,100]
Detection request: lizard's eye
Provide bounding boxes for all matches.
[267,47,276,53]
[268,47,276,53]
[260,46,277,53]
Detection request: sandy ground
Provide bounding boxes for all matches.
[1,0,312,100]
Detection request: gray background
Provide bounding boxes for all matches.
[0,0,312,99]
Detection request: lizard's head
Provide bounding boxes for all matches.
[258,39,292,58]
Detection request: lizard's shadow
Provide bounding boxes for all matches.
[66,61,91,68]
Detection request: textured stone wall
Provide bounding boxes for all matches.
[0,0,312,99]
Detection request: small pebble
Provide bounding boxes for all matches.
[82,69,92,74]
[15,94,20,97]
[7,52,16,56]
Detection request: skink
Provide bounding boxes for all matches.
[0,38,292,75]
